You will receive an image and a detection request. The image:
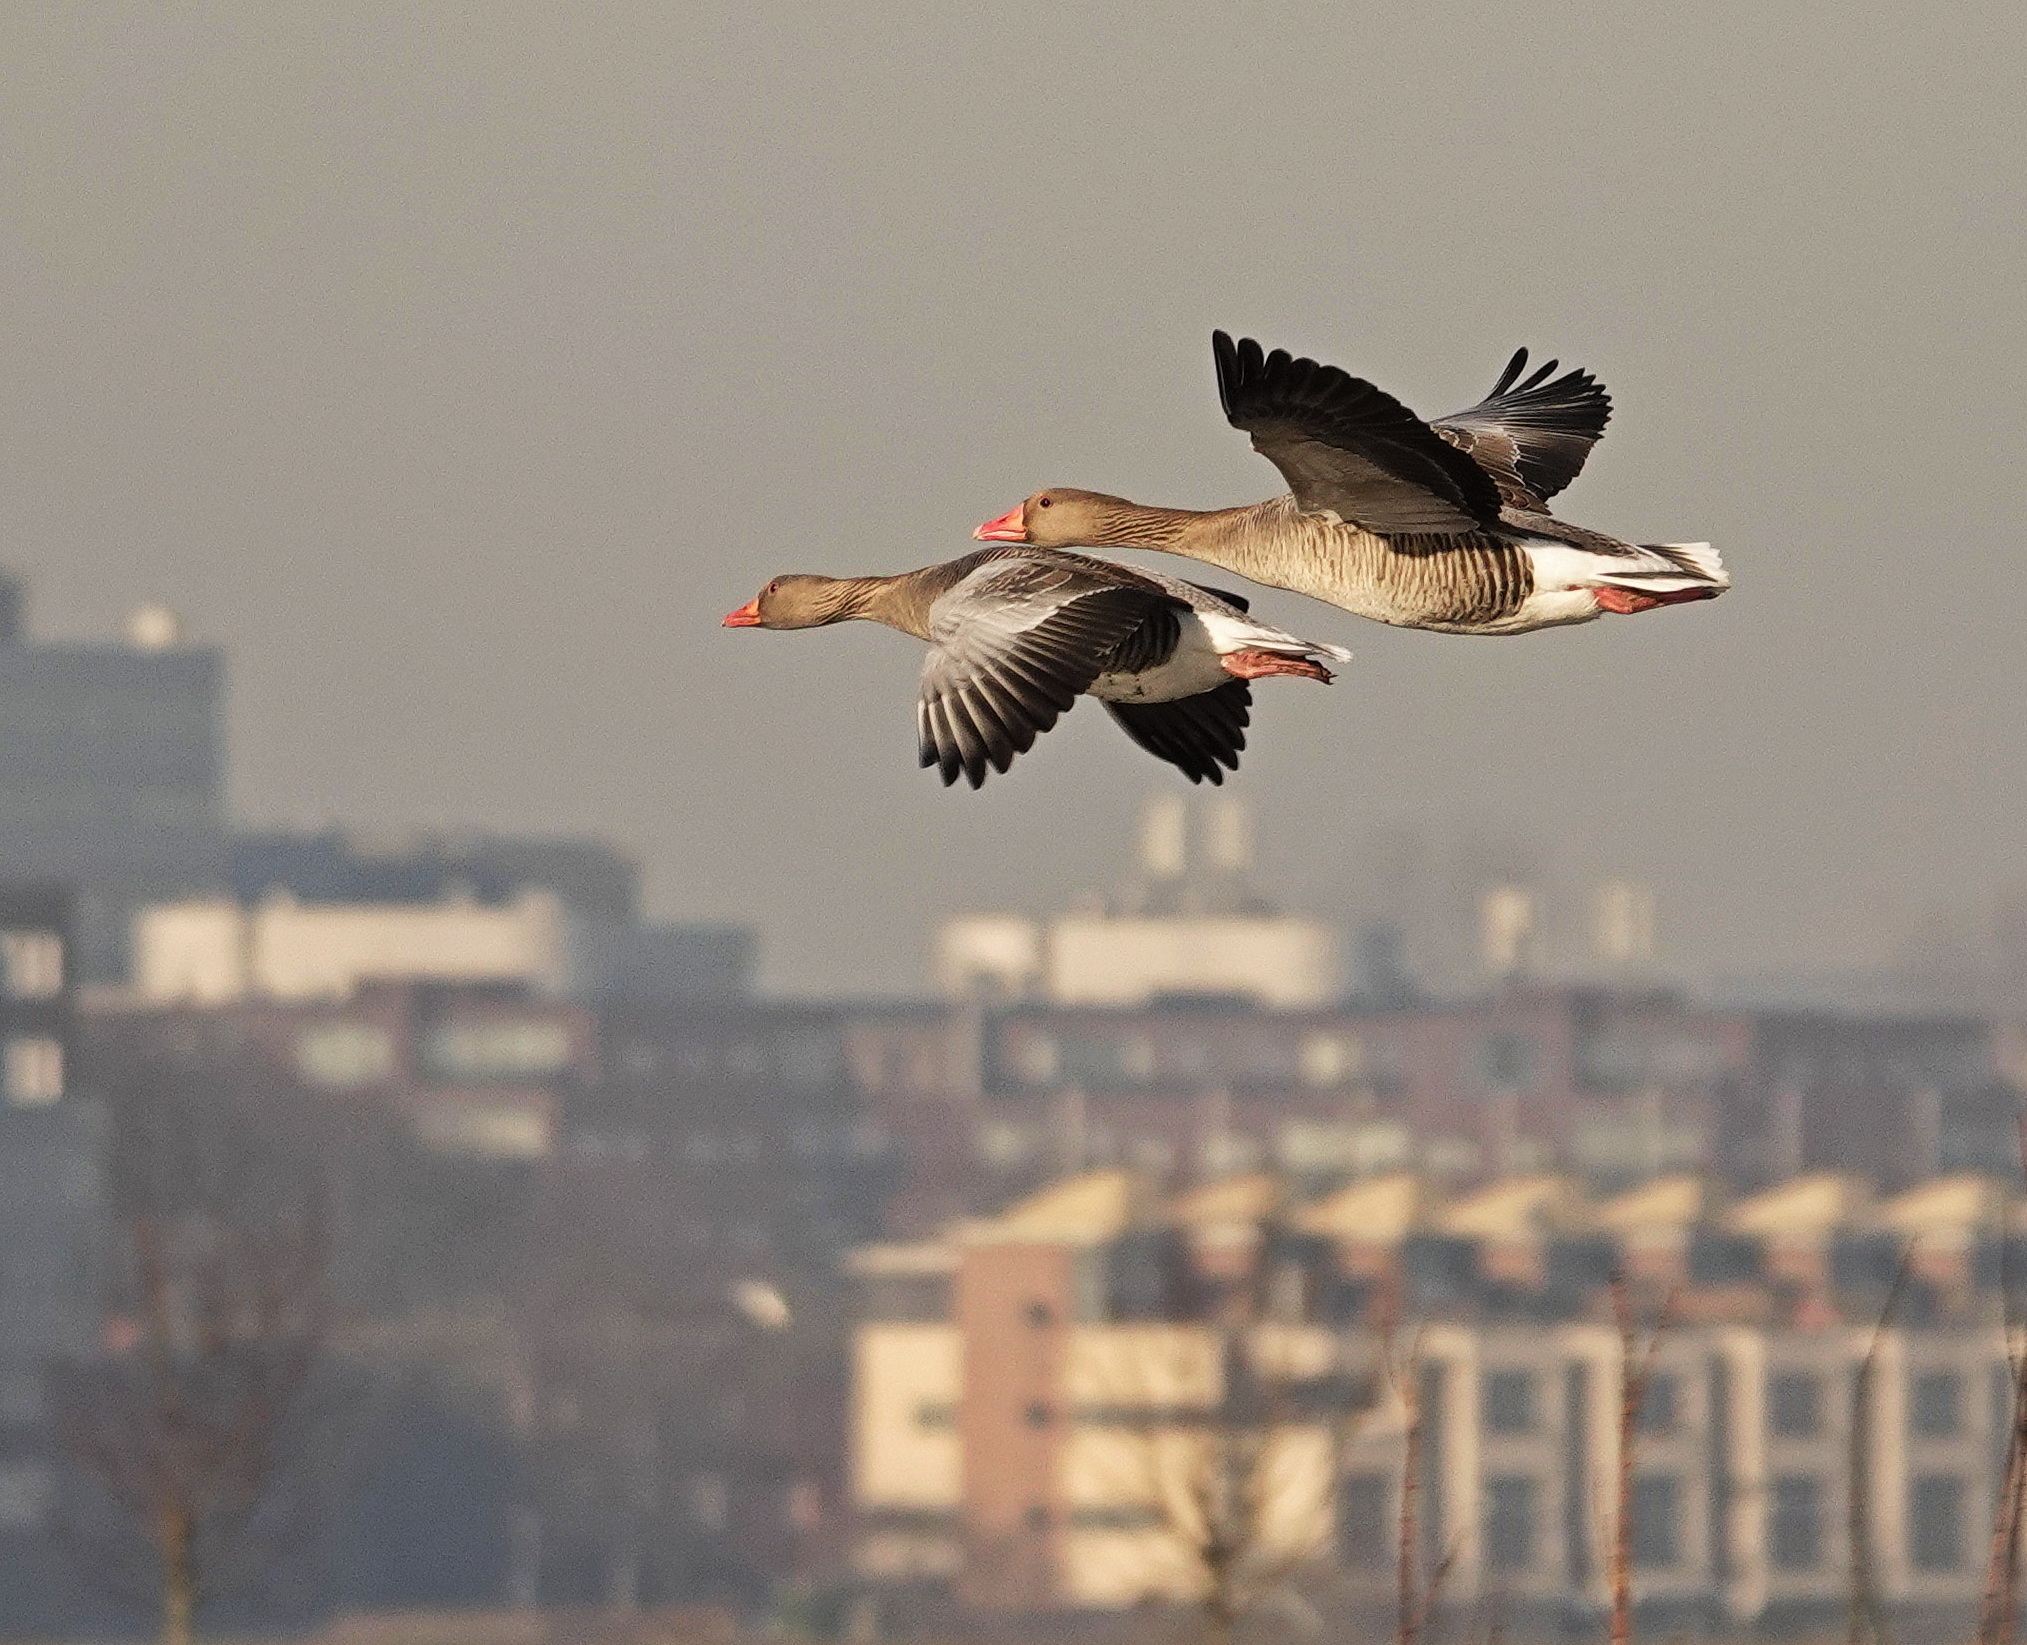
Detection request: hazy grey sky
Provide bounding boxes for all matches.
[3,2,2022,994]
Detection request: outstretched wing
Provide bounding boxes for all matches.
[1104,681,1252,786]
[1431,348,1612,512]
[919,557,1178,789]
[1212,331,1503,534]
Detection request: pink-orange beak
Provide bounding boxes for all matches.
[722,599,762,627]
[974,503,1028,543]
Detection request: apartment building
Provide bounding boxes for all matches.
[88,975,596,1160]
[843,987,2008,1245]
[850,1169,2021,1631]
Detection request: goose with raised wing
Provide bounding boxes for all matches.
[975,334,1726,635]
[722,547,1350,788]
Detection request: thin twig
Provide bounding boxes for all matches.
[1848,1248,1913,1645]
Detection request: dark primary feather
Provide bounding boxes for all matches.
[1183,579,1250,612]
[1212,331,1504,534]
[1104,681,1252,786]
[917,558,1185,789]
[1431,348,1612,512]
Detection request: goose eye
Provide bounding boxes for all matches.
[1037,496,1053,508]
[767,580,781,593]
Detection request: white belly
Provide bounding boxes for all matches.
[1088,617,1232,703]
[1475,588,1605,634]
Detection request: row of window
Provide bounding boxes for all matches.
[613,1031,843,1088]
[999,1031,1404,1092]
[973,1119,1413,1177]
[295,1017,577,1090]
[1343,1472,1969,1574]
[1478,1367,1972,1440]
[999,1027,1748,1097]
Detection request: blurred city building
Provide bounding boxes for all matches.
[938,797,1342,1009]
[0,884,101,1634]
[0,573,226,983]
[2,597,2026,1639]
[90,977,596,1162]
[848,984,2011,1240]
[848,1166,2027,1634]
[131,829,753,1009]
[508,1000,901,1610]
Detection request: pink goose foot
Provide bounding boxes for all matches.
[1595,586,1722,616]
[1220,649,1333,683]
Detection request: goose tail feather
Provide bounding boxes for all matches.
[1588,542,1729,596]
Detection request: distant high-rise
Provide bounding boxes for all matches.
[1479,884,1540,979]
[1593,878,1659,968]
[0,573,226,982]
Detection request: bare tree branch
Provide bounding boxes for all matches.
[1848,1249,1913,1645]
[53,1067,361,1645]
[1607,1273,1678,1645]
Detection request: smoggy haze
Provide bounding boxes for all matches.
[2,3,2022,993]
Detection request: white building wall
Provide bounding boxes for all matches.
[853,1323,963,1510]
[133,889,575,1003]
[131,900,249,1003]
[1045,916,1341,1009]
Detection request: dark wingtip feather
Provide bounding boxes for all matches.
[1491,347,1530,397]
[1211,331,1237,418]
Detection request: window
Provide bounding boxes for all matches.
[1476,1033,1538,1092]
[1769,1475,1822,1569]
[1010,1034,1059,1086]
[1484,1475,1537,1571]
[0,930,62,999]
[976,1121,1038,1168]
[3,1036,62,1105]
[1338,1475,1391,1570]
[1768,1371,1823,1437]
[1484,1370,1538,1434]
[422,1019,572,1081]
[1300,1033,1362,1087]
[1910,1475,1964,1571]
[1637,1371,1679,1435]
[1631,1474,1681,1568]
[1198,1131,1262,1175]
[1276,1121,1366,1172]
[1912,1371,1963,1437]
[296,1023,394,1090]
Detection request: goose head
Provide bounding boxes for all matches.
[722,574,868,629]
[974,488,1137,549]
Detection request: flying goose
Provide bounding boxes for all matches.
[975,334,1727,635]
[722,547,1350,787]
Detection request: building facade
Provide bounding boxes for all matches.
[0,884,100,1634]
[0,582,226,982]
[851,1169,2026,1631]
[844,988,2011,1237]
